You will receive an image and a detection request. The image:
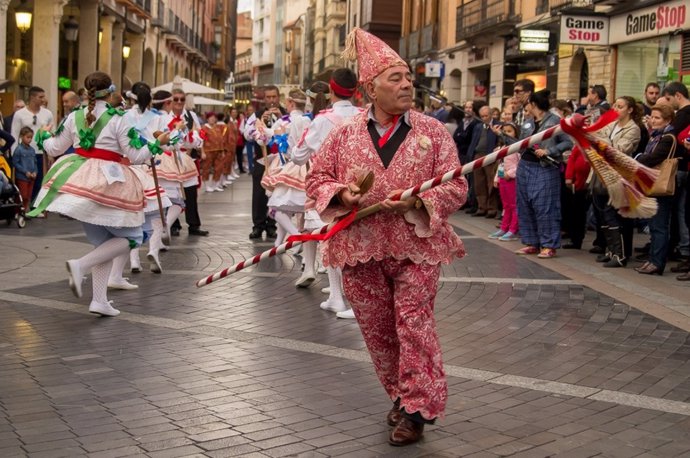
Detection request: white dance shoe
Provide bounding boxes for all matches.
[107,278,139,290]
[320,298,348,313]
[89,300,120,317]
[336,308,356,319]
[295,272,316,288]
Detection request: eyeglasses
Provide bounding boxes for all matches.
[173,97,186,102]
[32,115,37,125]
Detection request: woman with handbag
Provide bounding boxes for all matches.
[635,104,678,275]
[591,96,642,267]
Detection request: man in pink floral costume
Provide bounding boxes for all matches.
[306,28,468,446]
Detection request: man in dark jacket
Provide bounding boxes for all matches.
[454,100,482,212]
[467,105,499,217]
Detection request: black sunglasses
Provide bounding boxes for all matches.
[173,97,186,102]
[32,115,37,125]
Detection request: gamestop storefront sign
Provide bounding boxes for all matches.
[560,15,609,45]
[609,0,689,44]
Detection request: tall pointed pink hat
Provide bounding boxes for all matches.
[341,27,408,84]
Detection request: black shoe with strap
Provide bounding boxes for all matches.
[249,229,263,239]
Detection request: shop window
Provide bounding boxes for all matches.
[682,33,690,78]
[615,35,681,99]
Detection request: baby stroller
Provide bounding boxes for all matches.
[0,154,26,228]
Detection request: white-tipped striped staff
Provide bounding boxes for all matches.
[195,114,587,288]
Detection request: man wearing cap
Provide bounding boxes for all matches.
[306,28,467,446]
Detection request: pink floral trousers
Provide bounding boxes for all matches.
[342,258,447,421]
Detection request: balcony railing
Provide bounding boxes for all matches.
[315,53,341,74]
[550,0,573,11]
[420,24,436,54]
[456,0,521,42]
[408,29,419,58]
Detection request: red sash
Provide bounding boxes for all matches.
[75,148,122,162]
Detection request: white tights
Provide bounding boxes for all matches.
[74,238,130,303]
[273,210,300,247]
[166,205,183,233]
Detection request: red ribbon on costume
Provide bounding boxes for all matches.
[329,79,356,98]
[378,115,400,148]
[286,208,358,243]
[75,147,122,162]
[198,129,208,141]
[167,115,183,132]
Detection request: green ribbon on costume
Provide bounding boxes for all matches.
[74,108,117,150]
[147,139,163,156]
[127,128,146,149]
[27,154,87,217]
[106,105,126,116]
[34,130,53,153]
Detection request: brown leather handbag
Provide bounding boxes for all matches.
[648,134,678,197]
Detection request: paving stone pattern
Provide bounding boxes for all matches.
[1,181,690,457]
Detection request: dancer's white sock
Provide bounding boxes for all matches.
[273,210,300,235]
[130,248,141,270]
[302,241,317,277]
[275,225,286,247]
[149,217,164,254]
[92,261,113,304]
[108,252,129,284]
[327,266,345,303]
[166,205,183,232]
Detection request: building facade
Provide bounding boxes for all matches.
[1,0,236,118]
[401,0,690,109]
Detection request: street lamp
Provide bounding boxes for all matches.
[15,0,32,33]
[64,16,79,42]
[64,15,79,82]
[122,42,131,59]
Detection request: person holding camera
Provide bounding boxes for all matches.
[244,85,286,240]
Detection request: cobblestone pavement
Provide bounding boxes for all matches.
[1,176,690,457]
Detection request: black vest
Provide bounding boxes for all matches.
[367,120,411,168]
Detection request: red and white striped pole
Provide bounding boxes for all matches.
[195,115,585,288]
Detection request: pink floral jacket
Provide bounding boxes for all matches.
[306,109,468,268]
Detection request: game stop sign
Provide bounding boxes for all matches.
[609,0,689,44]
[561,15,610,45]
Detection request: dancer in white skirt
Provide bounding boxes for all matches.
[29,72,169,317]
[261,89,312,251]
[150,90,201,241]
[293,69,363,318]
[108,82,172,285]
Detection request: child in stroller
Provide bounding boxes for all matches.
[0,130,27,228]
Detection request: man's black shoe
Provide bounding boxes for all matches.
[170,227,180,237]
[249,229,263,239]
[189,228,209,236]
[265,228,277,238]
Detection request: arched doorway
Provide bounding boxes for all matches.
[143,48,155,85]
[569,52,589,101]
[579,56,589,100]
[446,68,462,104]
